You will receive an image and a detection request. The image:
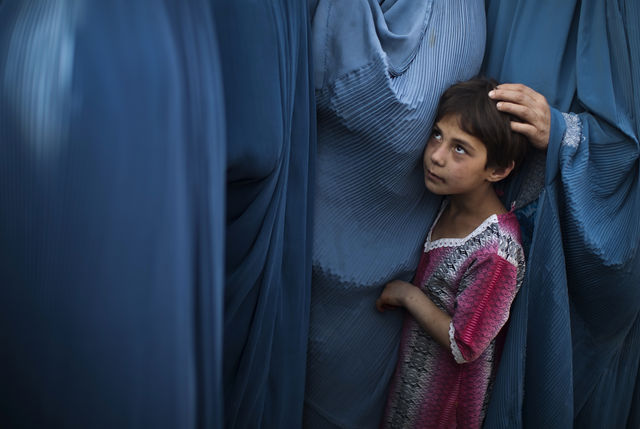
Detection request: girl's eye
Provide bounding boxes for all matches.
[431,130,442,140]
[454,145,466,154]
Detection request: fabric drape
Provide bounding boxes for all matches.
[482,1,640,427]
[0,1,316,428]
[0,1,225,428]
[211,1,316,428]
[305,1,485,427]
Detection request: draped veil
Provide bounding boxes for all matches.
[0,2,225,427]
[483,1,640,427]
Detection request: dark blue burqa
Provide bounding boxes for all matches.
[0,2,225,427]
[212,0,315,427]
[482,1,640,427]
[0,1,316,428]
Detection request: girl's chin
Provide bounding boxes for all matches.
[424,180,447,195]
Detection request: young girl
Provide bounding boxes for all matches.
[376,77,529,429]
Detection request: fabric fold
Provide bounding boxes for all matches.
[483,1,640,427]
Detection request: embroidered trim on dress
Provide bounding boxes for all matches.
[561,112,583,148]
[425,211,499,252]
[449,321,466,364]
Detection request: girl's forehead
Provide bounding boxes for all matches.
[435,113,463,128]
[434,114,486,148]
[436,114,468,134]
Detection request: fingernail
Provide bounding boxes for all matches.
[488,90,495,97]
[497,102,503,108]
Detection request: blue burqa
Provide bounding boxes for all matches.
[212,0,315,428]
[482,1,640,428]
[0,1,316,428]
[0,2,225,427]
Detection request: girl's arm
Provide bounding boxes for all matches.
[376,280,451,349]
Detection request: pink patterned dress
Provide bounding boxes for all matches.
[381,207,525,429]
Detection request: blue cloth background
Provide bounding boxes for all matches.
[212,0,315,427]
[0,1,316,428]
[482,1,640,428]
[0,1,225,428]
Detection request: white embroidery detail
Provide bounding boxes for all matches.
[425,211,499,252]
[561,112,583,148]
[449,322,467,364]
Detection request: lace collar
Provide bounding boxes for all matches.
[424,200,500,252]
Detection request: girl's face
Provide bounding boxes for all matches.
[423,114,496,197]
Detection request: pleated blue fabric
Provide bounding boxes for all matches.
[482,1,640,428]
[211,1,316,428]
[0,2,225,428]
[305,1,486,427]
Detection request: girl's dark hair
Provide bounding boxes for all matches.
[435,77,529,171]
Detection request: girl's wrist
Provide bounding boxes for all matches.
[402,284,422,309]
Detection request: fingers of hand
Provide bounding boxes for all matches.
[378,283,403,308]
[495,101,533,121]
[495,98,549,132]
[494,90,529,107]
[511,121,549,151]
[490,84,549,115]
[494,83,528,92]
[376,287,394,311]
[510,121,537,138]
[489,83,551,150]
[489,84,552,118]
[489,85,532,104]
[491,83,542,101]
[497,83,548,105]
[376,296,398,312]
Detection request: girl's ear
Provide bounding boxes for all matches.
[486,161,515,183]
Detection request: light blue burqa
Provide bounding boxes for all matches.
[305,1,485,427]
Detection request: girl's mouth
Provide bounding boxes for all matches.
[427,170,444,183]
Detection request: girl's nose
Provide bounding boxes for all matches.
[430,145,446,166]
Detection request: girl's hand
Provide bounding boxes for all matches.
[376,280,419,312]
[489,83,551,151]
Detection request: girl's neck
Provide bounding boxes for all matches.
[447,185,506,220]
[431,186,507,241]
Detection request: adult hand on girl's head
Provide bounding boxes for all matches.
[489,83,551,151]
